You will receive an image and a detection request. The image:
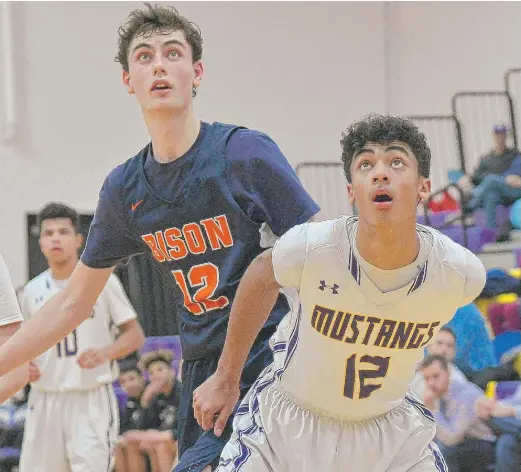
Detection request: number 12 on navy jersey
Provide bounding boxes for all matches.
[172,263,229,315]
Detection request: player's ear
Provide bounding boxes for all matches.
[417,177,431,205]
[193,60,204,89]
[347,183,355,205]
[122,70,134,95]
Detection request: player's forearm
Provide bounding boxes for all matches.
[0,290,90,376]
[0,366,29,403]
[217,250,281,383]
[0,322,29,401]
[103,321,145,361]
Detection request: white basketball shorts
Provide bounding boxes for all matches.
[217,365,448,472]
[19,384,119,472]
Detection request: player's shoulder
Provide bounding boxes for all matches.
[421,224,483,276]
[103,145,148,194]
[280,216,346,250]
[24,270,51,296]
[224,125,281,165]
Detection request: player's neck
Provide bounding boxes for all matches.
[49,258,77,281]
[143,106,200,163]
[355,219,419,270]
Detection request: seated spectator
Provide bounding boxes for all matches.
[411,327,520,399]
[120,350,180,472]
[458,125,521,238]
[421,354,521,472]
[410,327,467,399]
[118,361,147,434]
[114,361,147,472]
[446,303,497,373]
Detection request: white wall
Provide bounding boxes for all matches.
[386,1,521,115]
[0,1,387,285]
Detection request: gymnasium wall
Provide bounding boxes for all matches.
[386,1,521,116]
[0,1,519,285]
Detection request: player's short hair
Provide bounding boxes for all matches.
[420,354,449,371]
[439,326,457,342]
[138,349,174,372]
[340,114,431,182]
[37,202,80,234]
[115,3,203,72]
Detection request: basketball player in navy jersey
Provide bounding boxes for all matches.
[0,4,319,472]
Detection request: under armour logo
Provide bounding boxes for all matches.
[318,280,339,294]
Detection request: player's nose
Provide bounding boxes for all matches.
[371,162,390,184]
[152,56,167,76]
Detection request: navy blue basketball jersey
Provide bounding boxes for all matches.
[81,122,319,360]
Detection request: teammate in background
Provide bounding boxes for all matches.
[193,115,487,471]
[0,4,319,472]
[18,203,145,472]
[0,254,27,401]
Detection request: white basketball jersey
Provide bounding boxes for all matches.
[271,216,486,421]
[20,271,137,392]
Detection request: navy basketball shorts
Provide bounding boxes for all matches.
[173,337,274,472]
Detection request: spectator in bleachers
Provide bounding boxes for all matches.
[458,125,521,238]
[421,354,521,472]
[411,326,520,399]
[118,360,147,434]
[115,361,147,472]
[120,350,180,472]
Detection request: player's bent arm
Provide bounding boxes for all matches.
[218,248,281,382]
[192,248,282,435]
[102,319,145,362]
[0,322,29,402]
[0,262,114,376]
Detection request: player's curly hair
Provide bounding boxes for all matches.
[340,114,431,182]
[138,349,174,372]
[115,3,203,95]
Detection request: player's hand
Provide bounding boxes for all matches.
[77,348,109,369]
[28,362,41,383]
[193,371,240,437]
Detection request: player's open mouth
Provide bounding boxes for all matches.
[372,191,393,209]
[151,80,172,92]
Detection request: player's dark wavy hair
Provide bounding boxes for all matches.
[37,202,80,234]
[115,3,203,96]
[340,114,431,182]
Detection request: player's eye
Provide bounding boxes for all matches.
[167,50,180,59]
[138,52,151,61]
[359,161,372,170]
[391,158,404,168]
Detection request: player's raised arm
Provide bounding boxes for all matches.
[193,223,308,435]
[0,262,114,376]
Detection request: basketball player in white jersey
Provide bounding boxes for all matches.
[18,203,145,472]
[0,254,28,401]
[192,115,487,471]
